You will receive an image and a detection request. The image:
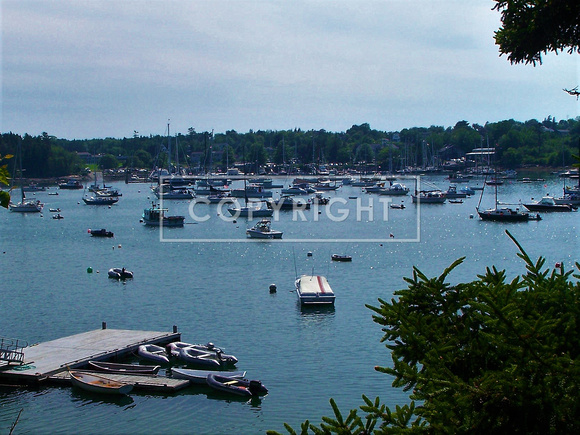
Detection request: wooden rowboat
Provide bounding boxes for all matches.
[69,370,133,395]
[88,360,160,375]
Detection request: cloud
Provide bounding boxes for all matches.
[2,0,577,139]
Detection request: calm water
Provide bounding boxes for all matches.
[1,174,578,434]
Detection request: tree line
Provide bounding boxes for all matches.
[1,117,579,179]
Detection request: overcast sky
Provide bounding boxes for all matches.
[1,0,578,139]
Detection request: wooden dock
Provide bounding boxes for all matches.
[0,328,180,385]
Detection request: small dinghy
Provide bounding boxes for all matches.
[137,344,170,364]
[169,345,233,369]
[206,373,268,397]
[171,368,246,385]
[88,360,160,375]
[331,254,352,262]
[52,213,64,219]
[69,370,133,395]
[108,268,133,280]
[89,228,114,237]
[167,342,238,365]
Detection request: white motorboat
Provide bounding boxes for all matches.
[377,182,409,196]
[295,275,336,306]
[246,219,283,239]
[411,191,447,204]
[137,344,170,364]
[83,195,119,205]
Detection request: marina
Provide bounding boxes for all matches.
[0,327,180,388]
[0,173,578,434]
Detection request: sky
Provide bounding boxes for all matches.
[1,0,578,140]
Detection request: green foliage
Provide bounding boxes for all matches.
[493,0,580,65]
[1,118,579,176]
[272,232,580,434]
[0,153,13,208]
[98,153,120,170]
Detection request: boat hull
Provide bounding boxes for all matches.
[171,368,246,384]
[69,371,133,395]
[295,275,336,305]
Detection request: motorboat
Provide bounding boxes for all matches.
[153,186,195,199]
[59,179,83,189]
[88,361,160,375]
[266,196,310,211]
[89,228,114,238]
[443,185,467,199]
[52,213,64,219]
[389,203,405,209]
[312,193,330,205]
[246,219,283,239]
[331,254,352,262]
[227,204,273,218]
[83,195,119,205]
[377,182,409,196]
[231,184,272,198]
[523,196,576,212]
[69,370,133,395]
[554,192,580,206]
[108,268,133,280]
[411,191,447,204]
[137,344,170,364]
[295,275,336,306]
[477,207,540,222]
[171,368,246,385]
[206,373,268,397]
[142,204,185,227]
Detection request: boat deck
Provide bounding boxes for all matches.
[0,328,180,384]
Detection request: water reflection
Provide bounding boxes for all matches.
[297,303,336,319]
[70,389,134,407]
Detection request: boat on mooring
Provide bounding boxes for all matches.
[171,368,246,385]
[246,219,283,239]
[295,275,336,306]
[142,203,185,227]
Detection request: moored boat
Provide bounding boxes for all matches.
[206,373,268,397]
[83,195,119,205]
[89,228,114,237]
[295,275,336,305]
[523,196,576,212]
[69,370,133,395]
[331,254,352,262]
[168,342,237,368]
[108,268,133,279]
[142,203,185,227]
[246,219,283,239]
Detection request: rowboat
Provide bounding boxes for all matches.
[69,370,133,395]
[88,360,160,375]
[137,344,170,364]
[206,373,268,397]
[171,368,246,385]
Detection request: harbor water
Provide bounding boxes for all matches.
[0,174,578,434]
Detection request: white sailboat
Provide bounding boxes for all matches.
[9,140,43,213]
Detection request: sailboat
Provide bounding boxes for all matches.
[9,140,43,213]
[476,174,540,222]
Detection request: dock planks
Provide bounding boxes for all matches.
[0,328,180,383]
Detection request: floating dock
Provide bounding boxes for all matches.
[0,328,181,389]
